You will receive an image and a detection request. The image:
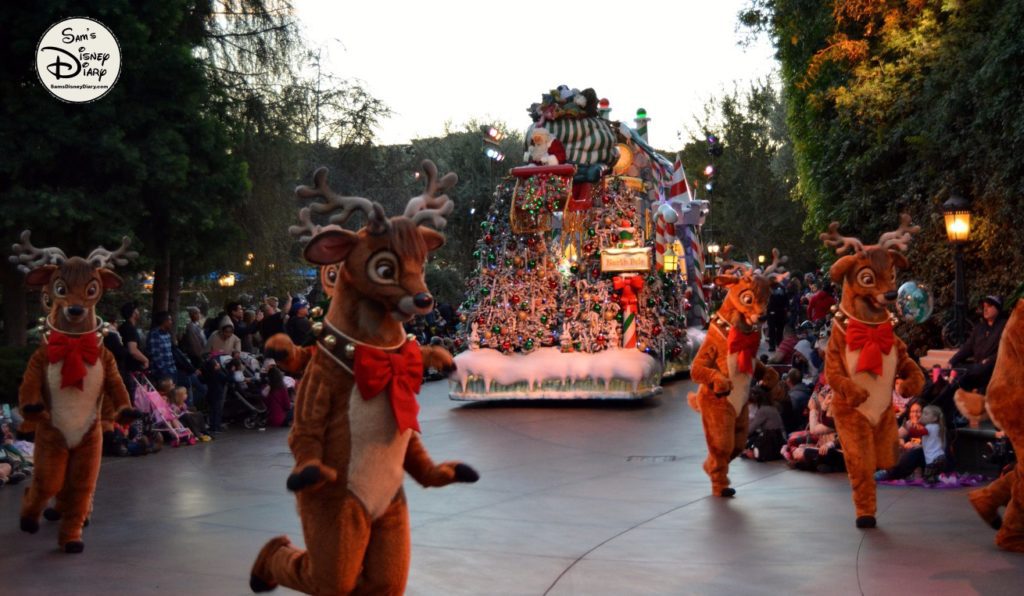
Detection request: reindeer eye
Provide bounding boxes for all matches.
[739,291,754,305]
[857,268,876,287]
[53,280,67,297]
[86,281,100,298]
[367,252,399,285]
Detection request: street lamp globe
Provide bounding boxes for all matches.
[943,193,971,243]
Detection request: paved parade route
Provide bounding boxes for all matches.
[2,377,1022,595]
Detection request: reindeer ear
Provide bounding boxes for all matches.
[888,250,909,270]
[714,275,739,287]
[420,227,445,252]
[99,269,123,290]
[829,255,856,281]
[305,229,359,265]
[25,265,58,287]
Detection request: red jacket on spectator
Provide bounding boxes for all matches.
[807,289,836,322]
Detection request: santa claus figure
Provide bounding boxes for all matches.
[524,127,566,166]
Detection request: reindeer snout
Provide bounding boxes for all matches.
[884,290,898,302]
[413,293,434,309]
[67,305,85,317]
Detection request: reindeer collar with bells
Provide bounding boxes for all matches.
[312,319,415,375]
[830,305,898,332]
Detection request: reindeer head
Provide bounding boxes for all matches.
[291,160,457,329]
[10,231,136,333]
[713,247,788,332]
[820,213,919,324]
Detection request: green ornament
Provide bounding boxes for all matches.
[570,265,579,274]
[491,324,502,334]
[525,339,535,350]
[472,250,481,259]
[540,315,548,324]
[647,298,656,307]
[481,221,491,230]
[480,287,490,296]
[504,259,512,267]
[573,341,582,351]
[587,228,596,237]
[592,304,602,313]
[528,259,536,269]
[616,312,624,322]
[488,254,497,263]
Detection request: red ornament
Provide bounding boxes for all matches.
[548,280,558,289]
[565,308,575,317]
[484,234,493,244]
[590,268,600,278]
[511,295,521,305]
[526,236,537,247]
[652,325,662,336]
[596,336,607,346]
[501,341,511,351]
[673,329,683,339]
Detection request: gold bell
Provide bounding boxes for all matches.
[322,335,337,349]
[311,322,324,337]
[344,343,356,359]
[406,333,416,342]
[311,306,323,318]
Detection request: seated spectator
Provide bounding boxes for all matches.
[785,368,812,433]
[892,378,913,421]
[783,384,844,473]
[169,386,211,442]
[262,367,293,428]
[876,402,949,483]
[206,317,242,355]
[744,386,786,461]
[933,295,1008,426]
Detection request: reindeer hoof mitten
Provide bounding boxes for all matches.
[689,248,786,496]
[9,231,136,551]
[819,215,925,528]
[250,161,479,594]
[967,299,1024,552]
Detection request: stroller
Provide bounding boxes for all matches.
[215,353,268,430]
[132,373,196,447]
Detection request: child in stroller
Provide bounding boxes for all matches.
[133,374,196,447]
[215,352,269,430]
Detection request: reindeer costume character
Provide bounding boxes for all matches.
[963,298,1024,552]
[11,232,138,553]
[688,248,784,497]
[819,215,925,528]
[250,161,479,595]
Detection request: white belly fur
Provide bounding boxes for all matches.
[347,386,411,520]
[845,348,897,426]
[725,353,753,416]
[46,362,102,448]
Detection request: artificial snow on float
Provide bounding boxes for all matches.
[449,346,663,401]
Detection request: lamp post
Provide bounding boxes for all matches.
[943,193,971,347]
[707,242,721,276]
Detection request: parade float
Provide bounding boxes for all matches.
[449,87,712,401]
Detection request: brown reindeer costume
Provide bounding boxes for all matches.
[819,215,925,528]
[688,249,784,497]
[11,232,138,552]
[250,161,478,595]
[963,298,1024,552]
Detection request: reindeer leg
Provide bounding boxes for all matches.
[355,491,411,596]
[57,424,103,552]
[21,423,68,535]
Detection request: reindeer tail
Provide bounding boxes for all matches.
[687,391,700,413]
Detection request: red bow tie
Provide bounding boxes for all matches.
[845,319,895,376]
[353,340,423,433]
[727,327,760,375]
[46,331,100,390]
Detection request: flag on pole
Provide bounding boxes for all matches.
[667,159,693,203]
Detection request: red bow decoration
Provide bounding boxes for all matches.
[613,275,645,312]
[845,319,894,376]
[353,340,423,433]
[46,332,100,390]
[727,327,760,375]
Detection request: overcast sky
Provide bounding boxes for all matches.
[293,0,778,151]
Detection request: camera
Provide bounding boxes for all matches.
[982,438,1016,466]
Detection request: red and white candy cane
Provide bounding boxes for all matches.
[653,203,678,271]
[613,274,645,348]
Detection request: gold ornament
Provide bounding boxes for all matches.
[311,322,324,336]
[407,333,416,342]
[604,310,616,320]
[459,314,467,323]
[344,343,356,359]
[484,331,493,340]
[518,311,528,321]
[322,335,337,349]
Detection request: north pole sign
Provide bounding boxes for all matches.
[600,247,651,273]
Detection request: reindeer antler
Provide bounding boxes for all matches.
[8,230,68,273]
[877,213,920,252]
[718,245,752,276]
[762,248,788,276]
[404,160,457,230]
[87,237,137,270]
[819,222,865,255]
[296,167,390,235]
